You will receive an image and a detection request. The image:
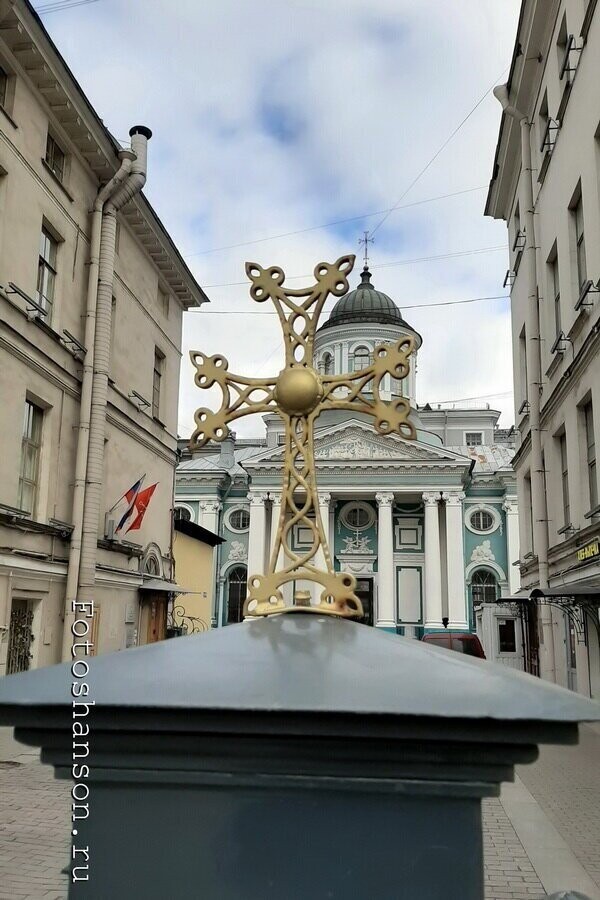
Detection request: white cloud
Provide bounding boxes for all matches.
[43,0,520,436]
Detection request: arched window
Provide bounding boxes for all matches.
[227,566,247,624]
[174,506,191,522]
[323,353,334,375]
[353,346,371,372]
[143,554,160,576]
[471,569,498,607]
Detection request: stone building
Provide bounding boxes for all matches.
[0,0,207,674]
[176,267,520,666]
[486,0,600,698]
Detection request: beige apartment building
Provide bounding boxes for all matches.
[486,0,600,697]
[0,0,207,674]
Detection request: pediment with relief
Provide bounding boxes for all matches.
[314,427,444,462]
[243,421,469,467]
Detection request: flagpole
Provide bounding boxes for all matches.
[108,473,146,513]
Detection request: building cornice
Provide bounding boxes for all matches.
[0,0,208,309]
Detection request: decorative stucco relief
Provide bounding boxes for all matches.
[470,540,496,563]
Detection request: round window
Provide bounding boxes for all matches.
[470,509,494,532]
[229,508,250,531]
[341,502,375,532]
[174,506,191,522]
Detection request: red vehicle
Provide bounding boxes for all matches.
[421,631,486,659]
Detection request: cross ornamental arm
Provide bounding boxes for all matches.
[190,254,416,619]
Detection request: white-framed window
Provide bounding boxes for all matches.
[322,352,334,375]
[152,347,164,419]
[36,226,58,320]
[45,132,65,182]
[18,399,43,515]
[548,246,561,339]
[226,507,250,533]
[352,346,371,373]
[174,505,193,523]
[0,65,7,108]
[465,504,500,534]
[340,501,375,532]
[574,194,587,292]
[471,569,498,606]
[464,432,483,447]
[583,401,597,513]
[497,618,517,654]
[557,430,570,526]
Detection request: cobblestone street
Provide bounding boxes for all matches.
[1,725,599,900]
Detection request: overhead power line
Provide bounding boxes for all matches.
[188,294,509,314]
[182,186,487,259]
[200,244,505,289]
[35,0,101,13]
[433,390,513,404]
[369,65,510,239]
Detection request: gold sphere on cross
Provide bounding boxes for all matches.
[274,366,324,416]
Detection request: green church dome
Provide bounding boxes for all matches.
[319,266,416,332]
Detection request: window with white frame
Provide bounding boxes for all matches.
[471,569,498,606]
[465,432,483,447]
[152,348,164,419]
[558,430,570,526]
[548,248,561,339]
[352,346,371,373]
[45,132,65,182]
[0,65,7,108]
[583,401,597,512]
[18,400,43,515]
[573,194,587,293]
[36,226,58,320]
[227,507,250,532]
[340,501,375,531]
[322,352,334,375]
[498,618,517,653]
[469,509,494,533]
[174,506,192,523]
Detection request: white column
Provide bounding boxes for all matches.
[423,492,443,629]
[247,492,267,578]
[503,498,521,596]
[269,492,282,569]
[201,499,221,535]
[318,492,331,561]
[375,492,395,628]
[443,491,467,629]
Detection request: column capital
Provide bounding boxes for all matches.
[375,491,394,507]
[502,498,518,514]
[268,492,282,505]
[247,491,268,506]
[442,491,465,506]
[422,492,440,506]
[318,492,332,506]
[200,499,221,513]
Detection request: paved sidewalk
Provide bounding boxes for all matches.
[0,725,599,899]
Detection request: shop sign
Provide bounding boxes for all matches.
[577,539,599,563]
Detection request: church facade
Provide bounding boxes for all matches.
[176,268,520,664]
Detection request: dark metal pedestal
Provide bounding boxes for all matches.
[1,614,598,899]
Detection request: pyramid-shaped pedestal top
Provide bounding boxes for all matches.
[0,614,598,725]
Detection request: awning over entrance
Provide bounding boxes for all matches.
[139,579,190,594]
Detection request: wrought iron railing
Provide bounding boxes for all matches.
[166,604,209,638]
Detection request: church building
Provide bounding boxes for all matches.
[176,267,520,664]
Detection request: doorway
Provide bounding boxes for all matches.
[355,578,374,626]
[6,598,34,674]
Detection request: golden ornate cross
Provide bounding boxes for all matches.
[190,255,416,618]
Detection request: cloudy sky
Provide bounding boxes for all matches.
[41,0,521,437]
